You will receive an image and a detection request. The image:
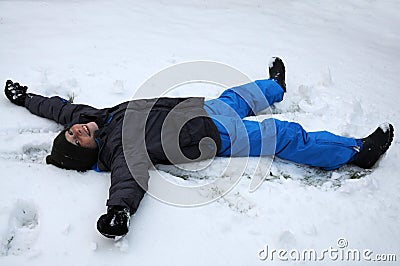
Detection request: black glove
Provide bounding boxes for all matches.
[4,80,28,106]
[97,206,130,239]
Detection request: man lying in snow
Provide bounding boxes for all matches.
[4,58,394,239]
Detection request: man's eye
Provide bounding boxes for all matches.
[68,130,73,136]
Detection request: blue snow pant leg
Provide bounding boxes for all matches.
[272,119,359,170]
[204,78,284,156]
[204,79,284,119]
[207,116,359,170]
[204,80,360,170]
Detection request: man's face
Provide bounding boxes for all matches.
[65,122,99,149]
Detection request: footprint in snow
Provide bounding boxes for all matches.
[0,200,40,256]
[220,191,259,217]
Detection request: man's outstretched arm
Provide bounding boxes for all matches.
[97,150,148,239]
[5,80,99,126]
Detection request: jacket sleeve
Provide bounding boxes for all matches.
[107,150,148,214]
[24,93,99,126]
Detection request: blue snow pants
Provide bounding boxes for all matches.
[204,79,360,170]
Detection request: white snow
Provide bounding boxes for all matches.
[379,122,390,133]
[1,0,400,265]
[268,57,277,69]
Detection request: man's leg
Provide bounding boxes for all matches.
[204,79,284,119]
[216,117,360,170]
[271,119,360,170]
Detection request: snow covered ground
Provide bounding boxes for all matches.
[0,0,399,265]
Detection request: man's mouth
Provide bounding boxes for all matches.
[83,125,90,136]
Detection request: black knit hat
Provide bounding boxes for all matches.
[46,129,99,171]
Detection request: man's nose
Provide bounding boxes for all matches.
[72,127,82,136]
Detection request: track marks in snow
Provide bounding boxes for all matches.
[0,200,40,256]
[0,128,58,164]
[0,143,51,164]
[219,191,259,217]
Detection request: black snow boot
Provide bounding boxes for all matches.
[269,57,286,92]
[352,123,394,169]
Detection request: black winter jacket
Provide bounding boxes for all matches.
[25,94,221,214]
